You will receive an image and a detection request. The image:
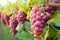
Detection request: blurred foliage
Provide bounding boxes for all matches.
[16,31,34,40]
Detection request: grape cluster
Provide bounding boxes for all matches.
[30,1,58,37]
[1,13,9,25]
[45,0,57,15]
[9,15,18,36]
[45,6,57,15]
[27,5,52,38]
[0,11,27,37]
[17,11,27,23]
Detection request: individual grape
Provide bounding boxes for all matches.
[35,27,43,32]
[31,18,36,24]
[39,24,45,28]
[42,15,48,21]
[40,13,44,17]
[34,21,41,26]
[26,16,31,20]
[45,6,50,11]
[31,25,35,30]
[9,15,18,37]
[41,20,45,24]
[34,34,38,38]
[36,15,41,21]
[50,10,55,14]
[46,13,52,19]
[31,14,36,18]
[32,4,39,13]
[17,11,27,23]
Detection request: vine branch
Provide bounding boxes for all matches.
[44,3,60,6]
[30,4,60,8]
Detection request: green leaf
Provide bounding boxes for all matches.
[16,23,24,32]
[53,11,60,22]
[48,19,60,29]
[16,31,34,40]
[24,21,32,31]
[54,21,60,27]
[58,0,60,3]
[49,26,58,37]
[48,19,56,25]
[30,0,44,6]
[57,30,60,40]
[44,25,58,40]
[4,6,13,16]
[48,19,60,27]
[20,0,30,7]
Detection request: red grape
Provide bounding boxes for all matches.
[17,11,27,23]
[9,15,18,37]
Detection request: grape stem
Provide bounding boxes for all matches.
[43,3,60,6]
[30,4,60,8]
